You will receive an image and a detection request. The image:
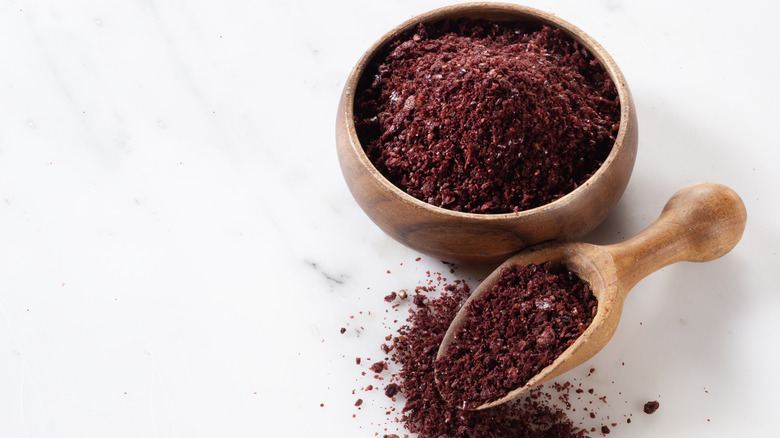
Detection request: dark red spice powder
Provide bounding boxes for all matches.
[370,361,388,374]
[384,382,400,398]
[354,19,620,213]
[643,400,659,414]
[435,262,597,409]
[389,278,590,437]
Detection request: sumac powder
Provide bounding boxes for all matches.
[390,279,590,437]
[643,400,659,414]
[435,262,597,409]
[354,19,620,213]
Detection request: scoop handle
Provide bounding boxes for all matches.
[605,182,747,292]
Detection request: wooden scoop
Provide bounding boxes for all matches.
[436,182,747,410]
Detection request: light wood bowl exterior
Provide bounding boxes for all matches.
[336,2,638,264]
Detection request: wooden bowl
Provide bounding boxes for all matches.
[336,2,638,265]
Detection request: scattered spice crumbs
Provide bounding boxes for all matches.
[343,261,662,437]
[361,268,614,437]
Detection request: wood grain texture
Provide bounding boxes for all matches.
[436,182,747,409]
[335,2,638,264]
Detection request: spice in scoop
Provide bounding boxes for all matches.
[435,262,597,409]
[390,275,590,437]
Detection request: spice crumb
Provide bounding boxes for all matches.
[370,361,387,374]
[384,383,400,398]
[643,400,660,414]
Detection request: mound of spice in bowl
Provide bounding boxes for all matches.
[435,262,597,409]
[354,18,620,213]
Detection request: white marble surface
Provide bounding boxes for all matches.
[1,0,779,436]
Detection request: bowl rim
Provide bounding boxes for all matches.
[341,1,634,221]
